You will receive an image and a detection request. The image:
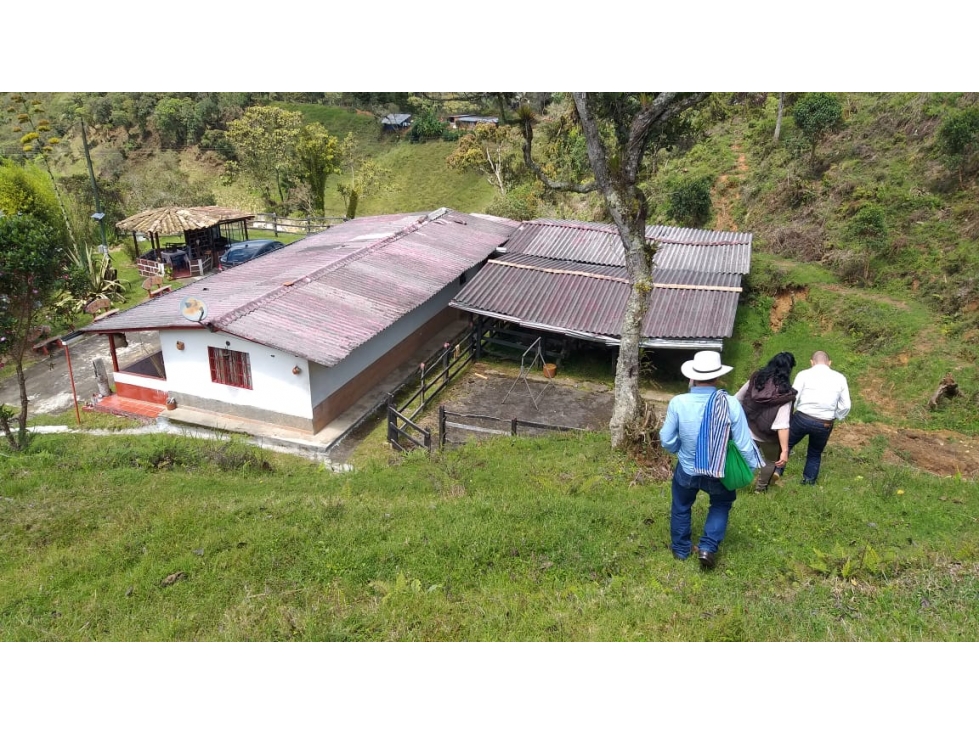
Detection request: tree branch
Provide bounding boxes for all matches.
[520,107,598,194]
[623,93,710,181]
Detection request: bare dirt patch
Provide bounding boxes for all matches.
[831,422,979,479]
[770,288,805,331]
[419,365,616,441]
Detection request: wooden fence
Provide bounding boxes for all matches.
[251,213,346,237]
[437,408,582,448]
[381,325,487,452]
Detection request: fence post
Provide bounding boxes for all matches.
[419,362,426,411]
[475,316,483,360]
[424,428,432,453]
[511,418,518,436]
[439,405,446,448]
[442,342,450,386]
[386,395,395,445]
[273,214,278,238]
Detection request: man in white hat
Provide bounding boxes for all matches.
[659,350,763,569]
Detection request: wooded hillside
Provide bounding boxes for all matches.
[3,92,978,353]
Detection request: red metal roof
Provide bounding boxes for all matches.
[85,209,517,366]
[451,219,750,348]
[505,219,752,272]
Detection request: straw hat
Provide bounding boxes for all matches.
[680,351,733,381]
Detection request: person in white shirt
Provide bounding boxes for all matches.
[782,350,851,485]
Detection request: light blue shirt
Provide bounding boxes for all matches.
[660,386,764,474]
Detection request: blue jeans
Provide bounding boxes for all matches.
[787,412,835,483]
[670,463,737,557]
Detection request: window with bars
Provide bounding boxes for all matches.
[208,346,252,389]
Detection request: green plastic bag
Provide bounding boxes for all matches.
[722,440,754,491]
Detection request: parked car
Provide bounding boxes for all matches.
[218,239,285,270]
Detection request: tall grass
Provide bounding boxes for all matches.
[2,429,977,641]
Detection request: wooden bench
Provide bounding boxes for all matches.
[149,285,172,298]
[92,309,120,322]
[32,334,62,357]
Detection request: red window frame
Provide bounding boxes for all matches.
[208,346,252,389]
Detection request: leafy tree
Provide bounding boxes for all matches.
[0,213,68,451]
[336,133,390,219]
[446,123,521,196]
[667,175,714,226]
[0,161,65,237]
[295,123,341,215]
[520,92,710,449]
[153,97,195,148]
[936,106,979,185]
[6,93,76,248]
[408,107,447,142]
[226,106,303,207]
[846,203,889,282]
[792,93,843,161]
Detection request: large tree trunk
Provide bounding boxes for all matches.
[521,92,709,449]
[572,94,653,448]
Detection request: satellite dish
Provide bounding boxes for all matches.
[179,296,208,323]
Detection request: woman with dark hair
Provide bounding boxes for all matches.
[734,352,798,492]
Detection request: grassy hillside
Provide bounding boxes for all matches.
[7,255,979,642]
[642,93,979,352]
[275,103,498,216]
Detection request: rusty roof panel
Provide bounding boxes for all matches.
[507,219,752,273]
[644,287,741,338]
[451,254,743,341]
[84,209,517,366]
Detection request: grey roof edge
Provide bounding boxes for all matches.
[448,304,723,351]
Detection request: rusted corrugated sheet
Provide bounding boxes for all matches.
[450,216,751,345]
[506,218,752,273]
[85,209,517,366]
[450,253,743,341]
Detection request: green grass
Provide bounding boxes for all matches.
[4,260,979,641]
[2,429,977,641]
[280,102,497,217]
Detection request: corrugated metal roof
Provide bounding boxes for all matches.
[506,218,752,273]
[450,218,750,347]
[381,113,412,125]
[85,209,517,366]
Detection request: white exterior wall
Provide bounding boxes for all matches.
[307,270,475,404]
[159,329,313,419]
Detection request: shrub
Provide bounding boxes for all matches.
[408,108,446,142]
[666,176,713,226]
[487,182,542,221]
[792,93,843,159]
[936,106,979,182]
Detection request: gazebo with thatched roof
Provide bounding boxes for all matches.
[116,205,255,277]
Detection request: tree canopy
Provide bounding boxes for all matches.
[792,93,844,160]
[226,106,304,207]
[0,212,67,450]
